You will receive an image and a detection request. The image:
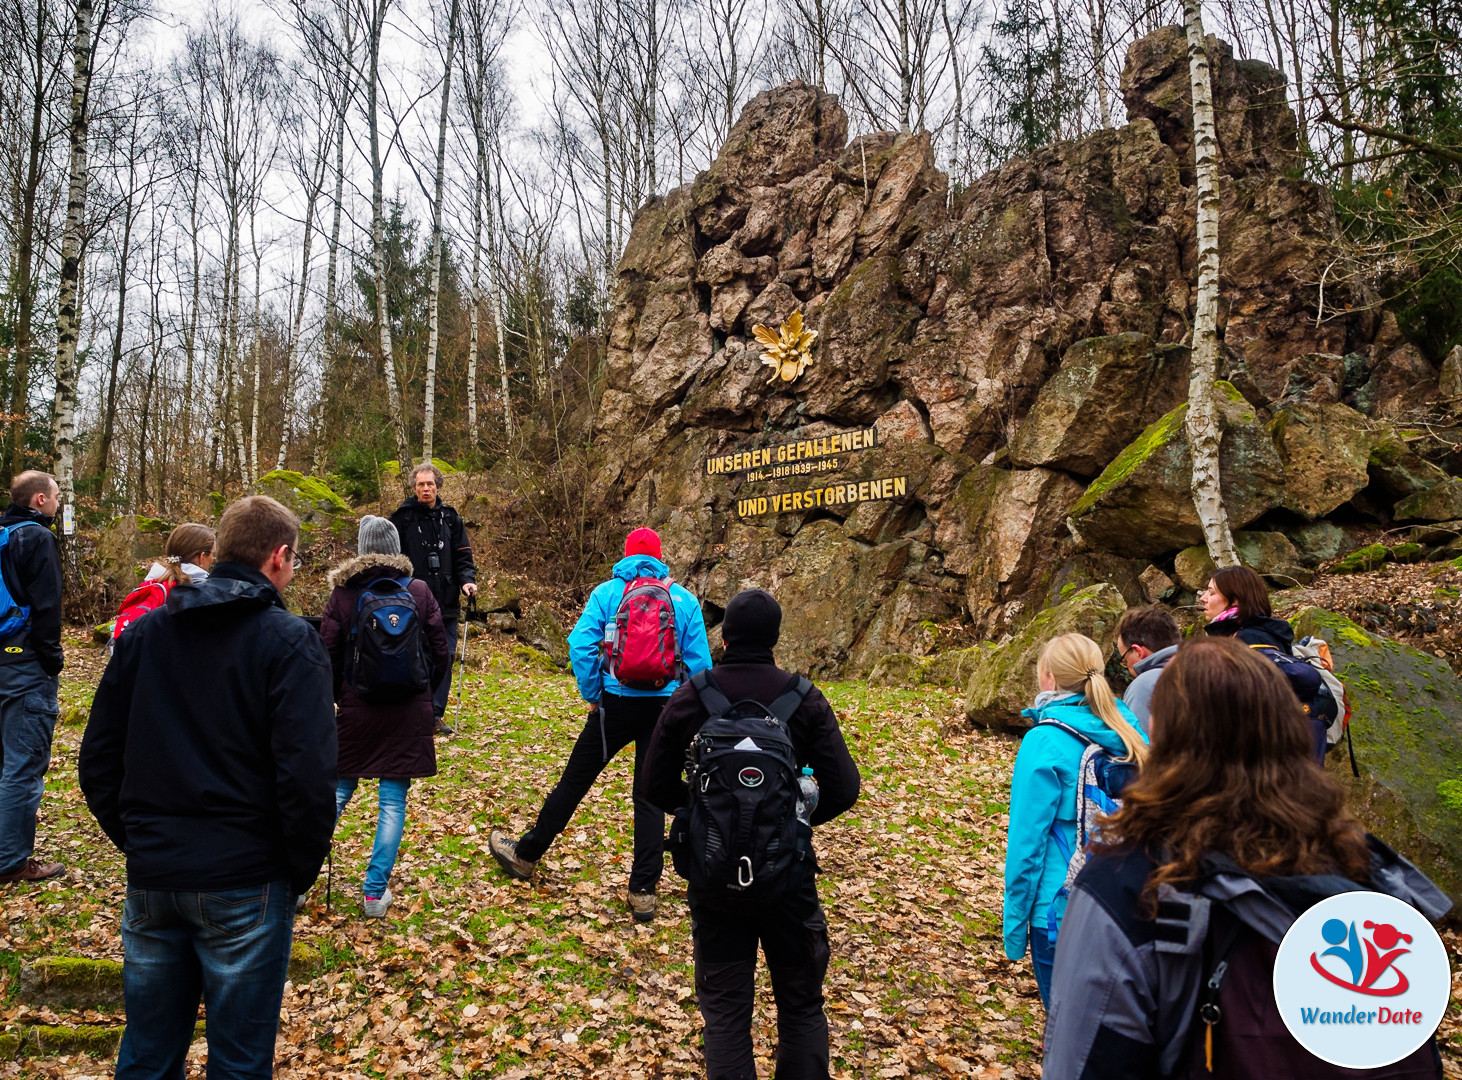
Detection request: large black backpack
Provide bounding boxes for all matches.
[350,577,431,703]
[668,670,812,902]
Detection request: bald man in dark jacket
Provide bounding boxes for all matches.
[641,588,859,1080]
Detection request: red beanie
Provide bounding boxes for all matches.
[624,527,662,559]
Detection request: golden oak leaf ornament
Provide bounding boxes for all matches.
[752,313,817,383]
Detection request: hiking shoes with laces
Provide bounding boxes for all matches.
[628,891,657,923]
[363,887,393,919]
[489,829,536,881]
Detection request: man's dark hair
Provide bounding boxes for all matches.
[11,471,55,509]
[216,496,298,569]
[1117,605,1181,653]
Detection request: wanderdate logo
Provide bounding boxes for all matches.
[1311,917,1412,995]
[1274,892,1451,1068]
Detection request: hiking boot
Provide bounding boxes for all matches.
[489,829,536,881]
[0,858,63,884]
[434,718,455,736]
[362,887,393,919]
[628,891,657,923]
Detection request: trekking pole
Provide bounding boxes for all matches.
[453,594,475,733]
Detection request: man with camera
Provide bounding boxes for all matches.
[391,463,478,735]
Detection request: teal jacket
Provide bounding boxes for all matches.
[567,555,712,703]
[1002,692,1147,960]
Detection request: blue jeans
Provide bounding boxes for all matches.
[336,778,410,897]
[1029,923,1056,1007]
[0,660,58,874]
[433,617,458,718]
[117,880,294,1080]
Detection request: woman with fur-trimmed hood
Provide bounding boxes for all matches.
[319,515,449,917]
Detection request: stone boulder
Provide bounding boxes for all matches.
[1268,402,1377,520]
[1291,608,1462,906]
[1065,384,1287,558]
[1122,26,1300,179]
[256,471,350,531]
[1007,333,1189,478]
[518,605,569,667]
[847,581,956,673]
[1366,434,1451,504]
[96,515,171,588]
[962,583,1127,731]
[1393,478,1462,523]
[937,466,1085,632]
[1172,531,1308,591]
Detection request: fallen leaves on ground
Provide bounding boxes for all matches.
[0,634,1050,1078]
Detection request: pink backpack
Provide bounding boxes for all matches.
[604,576,683,690]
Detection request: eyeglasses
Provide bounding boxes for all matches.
[1115,643,1137,662]
[284,545,302,570]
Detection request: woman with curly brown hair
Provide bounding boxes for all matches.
[1042,637,1449,1079]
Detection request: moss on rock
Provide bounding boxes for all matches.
[1068,404,1187,518]
[288,942,323,982]
[18,956,123,1011]
[962,584,1127,731]
[1291,607,1462,906]
[511,644,565,674]
[257,470,349,513]
[1334,543,1390,574]
[866,653,929,687]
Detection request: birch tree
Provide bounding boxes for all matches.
[362,0,413,479]
[1182,0,1238,567]
[421,0,463,463]
[53,0,109,518]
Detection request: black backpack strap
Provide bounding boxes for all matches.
[691,669,732,718]
[766,674,812,725]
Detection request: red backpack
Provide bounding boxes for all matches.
[603,576,683,690]
[112,579,173,642]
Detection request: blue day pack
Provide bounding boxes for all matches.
[1039,718,1138,945]
[350,577,430,702]
[0,521,42,640]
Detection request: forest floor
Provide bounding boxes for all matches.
[0,634,1049,1079]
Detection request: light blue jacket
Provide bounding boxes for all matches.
[567,555,712,703]
[1002,692,1147,961]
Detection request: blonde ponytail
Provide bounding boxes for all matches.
[1037,633,1150,766]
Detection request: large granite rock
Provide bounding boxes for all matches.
[1290,608,1462,907]
[1173,531,1308,590]
[1065,384,1287,558]
[586,28,1391,676]
[1268,402,1377,520]
[1394,478,1462,523]
[962,583,1127,731]
[1007,333,1189,478]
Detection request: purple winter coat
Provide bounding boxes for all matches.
[320,554,450,780]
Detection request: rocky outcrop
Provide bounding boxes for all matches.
[588,27,1445,675]
[962,584,1128,731]
[1291,608,1462,906]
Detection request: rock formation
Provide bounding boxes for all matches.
[588,27,1455,676]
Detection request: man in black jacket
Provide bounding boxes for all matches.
[390,463,477,734]
[0,471,64,883]
[641,589,860,1080]
[80,495,337,1079]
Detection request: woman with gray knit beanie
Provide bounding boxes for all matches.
[318,515,449,918]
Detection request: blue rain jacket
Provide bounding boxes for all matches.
[1002,692,1147,960]
[567,555,712,703]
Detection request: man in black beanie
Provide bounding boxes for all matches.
[641,588,860,1080]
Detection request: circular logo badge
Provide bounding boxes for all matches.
[737,767,764,788]
[1273,891,1451,1068]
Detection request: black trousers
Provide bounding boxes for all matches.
[690,879,832,1080]
[516,692,666,893]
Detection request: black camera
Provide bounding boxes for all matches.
[427,552,441,572]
